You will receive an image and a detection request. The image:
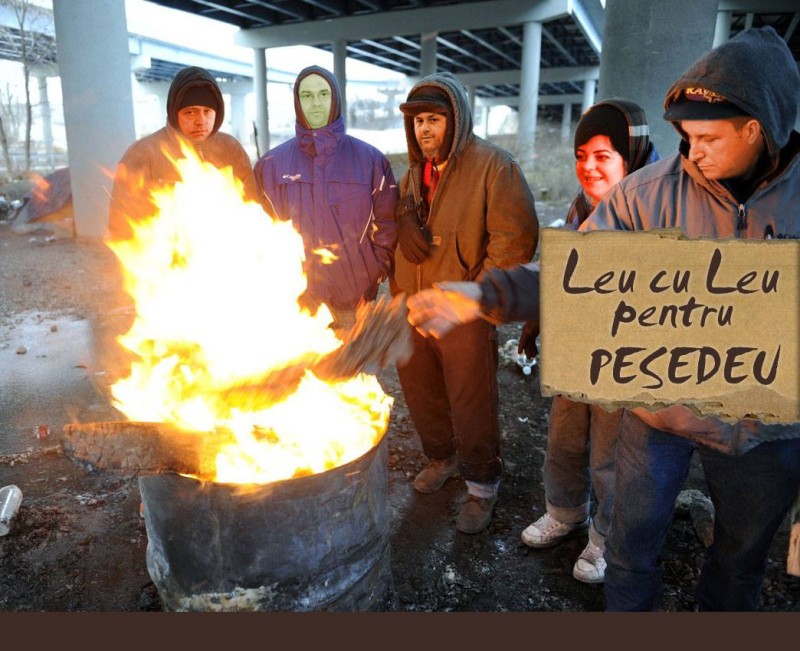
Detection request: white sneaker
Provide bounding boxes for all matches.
[520,512,590,549]
[572,540,606,584]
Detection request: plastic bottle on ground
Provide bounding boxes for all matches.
[0,484,23,536]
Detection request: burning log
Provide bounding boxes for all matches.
[62,421,236,479]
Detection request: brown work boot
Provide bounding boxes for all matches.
[456,493,498,534]
[413,456,459,494]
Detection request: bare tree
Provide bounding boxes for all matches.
[0,83,15,174]
[0,0,56,172]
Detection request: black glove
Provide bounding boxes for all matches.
[517,319,540,359]
[396,195,431,264]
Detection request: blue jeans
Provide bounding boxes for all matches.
[606,411,800,611]
[544,396,621,549]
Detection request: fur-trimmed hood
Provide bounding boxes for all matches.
[402,71,474,165]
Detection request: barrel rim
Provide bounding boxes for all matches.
[152,427,389,495]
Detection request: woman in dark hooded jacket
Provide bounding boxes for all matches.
[517,100,659,585]
[406,99,658,580]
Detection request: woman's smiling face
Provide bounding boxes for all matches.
[575,134,627,204]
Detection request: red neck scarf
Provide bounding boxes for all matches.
[423,159,441,205]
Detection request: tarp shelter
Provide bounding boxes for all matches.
[12,167,74,237]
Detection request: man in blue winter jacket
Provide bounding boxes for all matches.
[254,66,398,332]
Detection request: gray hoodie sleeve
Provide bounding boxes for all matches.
[478,262,540,324]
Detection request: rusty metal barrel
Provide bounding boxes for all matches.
[138,433,391,611]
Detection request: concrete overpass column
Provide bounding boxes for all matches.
[582,79,595,115]
[52,0,135,239]
[598,0,718,156]
[714,10,733,47]
[560,102,572,144]
[518,20,542,169]
[253,47,270,157]
[151,83,169,129]
[230,93,247,146]
[333,39,348,126]
[35,73,54,167]
[482,105,490,139]
[420,32,437,77]
[129,78,168,137]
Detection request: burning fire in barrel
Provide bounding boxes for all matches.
[63,146,409,611]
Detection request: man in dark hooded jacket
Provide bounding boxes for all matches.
[108,66,262,240]
[577,26,800,611]
[254,65,398,332]
[392,71,538,534]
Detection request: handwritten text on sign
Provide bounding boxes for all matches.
[539,229,798,423]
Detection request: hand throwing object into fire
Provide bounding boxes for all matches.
[217,293,412,406]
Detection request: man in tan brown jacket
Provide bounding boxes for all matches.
[108,66,263,239]
[391,71,538,534]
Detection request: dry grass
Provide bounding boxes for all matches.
[490,122,577,202]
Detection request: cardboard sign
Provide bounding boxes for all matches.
[539,229,799,423]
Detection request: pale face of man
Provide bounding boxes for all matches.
[413,112,448,161]
[575,135,627,204]
[681,117,763,181]
[298,74,332,129]
[177,106,216,143]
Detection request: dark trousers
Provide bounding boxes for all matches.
[396,319,501,482]
[605,411,800,611]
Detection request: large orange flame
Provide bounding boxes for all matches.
[107,145,392,484]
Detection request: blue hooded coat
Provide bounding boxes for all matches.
[254,66,398,312]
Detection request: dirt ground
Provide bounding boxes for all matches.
[0,207,798,613]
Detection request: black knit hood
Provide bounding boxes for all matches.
[575,99,658,174]
[166,66,225,135]
[663,26,800,163]
[293,65,342,130]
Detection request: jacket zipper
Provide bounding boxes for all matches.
[262,190,279,219]
[409,172,423,292]
[416,160,450,289]
[737,203,747,237]
[731,203,748,454]
[359,174,387,245]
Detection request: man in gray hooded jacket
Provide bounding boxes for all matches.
[578,26,800,611]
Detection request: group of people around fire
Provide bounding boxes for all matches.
[108,25,800,612]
